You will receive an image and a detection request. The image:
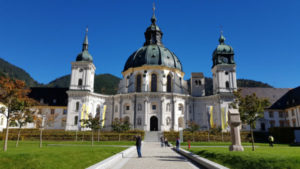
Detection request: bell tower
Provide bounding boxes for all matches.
[69,28,95,92]
[211,33,237,94]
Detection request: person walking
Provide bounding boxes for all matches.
[136,135,142,157]
[268,135,274,147]
[164,137,169,147]
[176,137,180,151]
[160,136,164,147]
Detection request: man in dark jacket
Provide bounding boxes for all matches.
[136,135,142,157]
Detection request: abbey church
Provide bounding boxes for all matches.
[65,8,237,132]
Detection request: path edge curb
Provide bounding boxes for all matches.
[86,146,135,169]
[174,147,229,169]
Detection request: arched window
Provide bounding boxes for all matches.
[78,79,83,86]
[178,104,184,114]
[76,102,80,111]
[96,105,101,118]
[167,74,172,92]
[166,103,170,112]
[166,117,171,125]
[151,73,157,92]
[138,104,142,111]
[115,105,118,113]
[137,117,142,125]
[74,116,78,125]
[178,117,184,128]
[136,74,142,92]
[225,81,230,89]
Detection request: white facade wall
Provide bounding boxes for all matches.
[0,103,8,132]
[70,61,95,92]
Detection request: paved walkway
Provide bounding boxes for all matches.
[110,142,200,169]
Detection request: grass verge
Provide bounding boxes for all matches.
[0,141,129,169]
[188,146,300,169]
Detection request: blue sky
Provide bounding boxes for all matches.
[0,0,299,88]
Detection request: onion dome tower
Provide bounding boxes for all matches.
[70,28,96,92]
[212,33,235,67]
[123,4,182,72]
[120,4,185,94]
[211,32,237,94]
[76,28,93,62]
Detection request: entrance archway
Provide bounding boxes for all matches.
[150,116,158,131]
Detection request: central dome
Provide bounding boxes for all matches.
[123,44,182,72]
[123,7,182,72]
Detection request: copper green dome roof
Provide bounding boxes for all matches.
[213,34,234,55]
[76,28,93,62]
[212,33,235,67]
[123,5,182,72]
[123,44,182,72]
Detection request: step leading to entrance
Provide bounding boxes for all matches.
[144,131,162,142]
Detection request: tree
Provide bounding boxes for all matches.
[0,76,36,151]
[185,121,200,142]
[11,108,35,147]
[80,114,102,146]
[111,118,131,141]
[45,112,59,128]
[232,89,270,151]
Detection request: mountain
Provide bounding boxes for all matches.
[0,58,40,87]
[0,58,274,95]
[204,77,273,96]
[47,74,121,95]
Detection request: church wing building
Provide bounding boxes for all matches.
[65,9,237,132]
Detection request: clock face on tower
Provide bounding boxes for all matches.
[221,57,228,63]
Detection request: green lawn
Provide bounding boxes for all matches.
[178,141,288,147]
[188,145,300,169]
[0,141,132,169]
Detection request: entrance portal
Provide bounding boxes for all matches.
[150,116,158,131]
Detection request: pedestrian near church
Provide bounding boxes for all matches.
[164,138,169,147]
[160,136,164,147]
[136,135,142,157]
[268,135,274,147]
[176,137,180,151]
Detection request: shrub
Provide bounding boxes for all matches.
[1,129,144,141]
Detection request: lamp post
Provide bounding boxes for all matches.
[39,114,46,148]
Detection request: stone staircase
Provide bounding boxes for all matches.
[144,131,162,142]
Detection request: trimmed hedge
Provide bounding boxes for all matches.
[163,131,251,142]
[269,127,300,144]
[0,129,144,141]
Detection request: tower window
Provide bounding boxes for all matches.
[76,102,80,111]
[225,81,230,89]
[74,116,78,125]
[78,79,83,86]
[167,74,172,92]
[225,72,229,75]
[79,69,83,72]
[152,105,156,110]
[136,74,142,92]
[151,74,157,92]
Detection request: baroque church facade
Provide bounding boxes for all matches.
[65,9,237,132]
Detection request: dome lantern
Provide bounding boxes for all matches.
[76,27,93,62]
